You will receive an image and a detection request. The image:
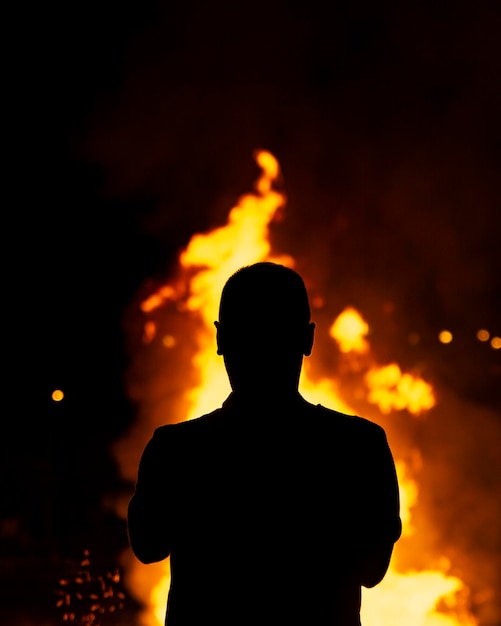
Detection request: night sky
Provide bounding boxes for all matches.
[3,1,501,625]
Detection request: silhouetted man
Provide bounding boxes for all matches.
[128,262,402,626]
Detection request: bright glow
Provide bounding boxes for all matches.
[395,460,418,537]
[329,306,369,353]
[476,329,490,342]
[52,389,64,402]
[150,573,170,626]
[362,567,476,626]
[491,336,501,350]
[298,365,354,414]
[439,330,453,344]
[123,557,169,626]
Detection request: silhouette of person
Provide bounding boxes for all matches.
[128,262,402,626]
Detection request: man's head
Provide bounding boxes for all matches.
[215,262,315,394]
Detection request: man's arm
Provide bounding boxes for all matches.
[127,431,172,564]
[357,424,402,588]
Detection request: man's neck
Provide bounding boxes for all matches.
[226,386,306,408]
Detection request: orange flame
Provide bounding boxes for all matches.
[119,150,478,626]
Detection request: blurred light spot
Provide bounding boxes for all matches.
[162,334,176,348]
[311,296,324,309]
[491,336,501,350]
[438,330,453,344]
[476,329,490,342]
[143,320,157,344]
[52,389,64,402]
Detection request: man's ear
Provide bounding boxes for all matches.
[303,322,315,356]
[214,321,223,355]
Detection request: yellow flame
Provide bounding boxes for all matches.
[329,306,370,353]
[395,460,418,537]
[179,150,288,319]
[365,363,436,415]
[176,149,293,420]
[125,150,477,626]
[298,368,354,414]
[362,567,476,626]
[123,552,169,626]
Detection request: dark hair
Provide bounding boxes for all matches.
[219,262,311,329]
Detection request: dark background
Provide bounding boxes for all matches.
[3,1,501,624]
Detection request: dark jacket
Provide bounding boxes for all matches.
[128,393,402,626]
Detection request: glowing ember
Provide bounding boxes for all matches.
[439,330,454,344]
[118,150,479,626]
[52,388,64,402]
[476,329,489,342]
[55,549,126,625]
[491,336,501,349]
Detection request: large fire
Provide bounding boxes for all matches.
[114,150,481,626]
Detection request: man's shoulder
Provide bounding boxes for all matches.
[151,402,385,445]
[312,403,385,437]
[153,408,226,437]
